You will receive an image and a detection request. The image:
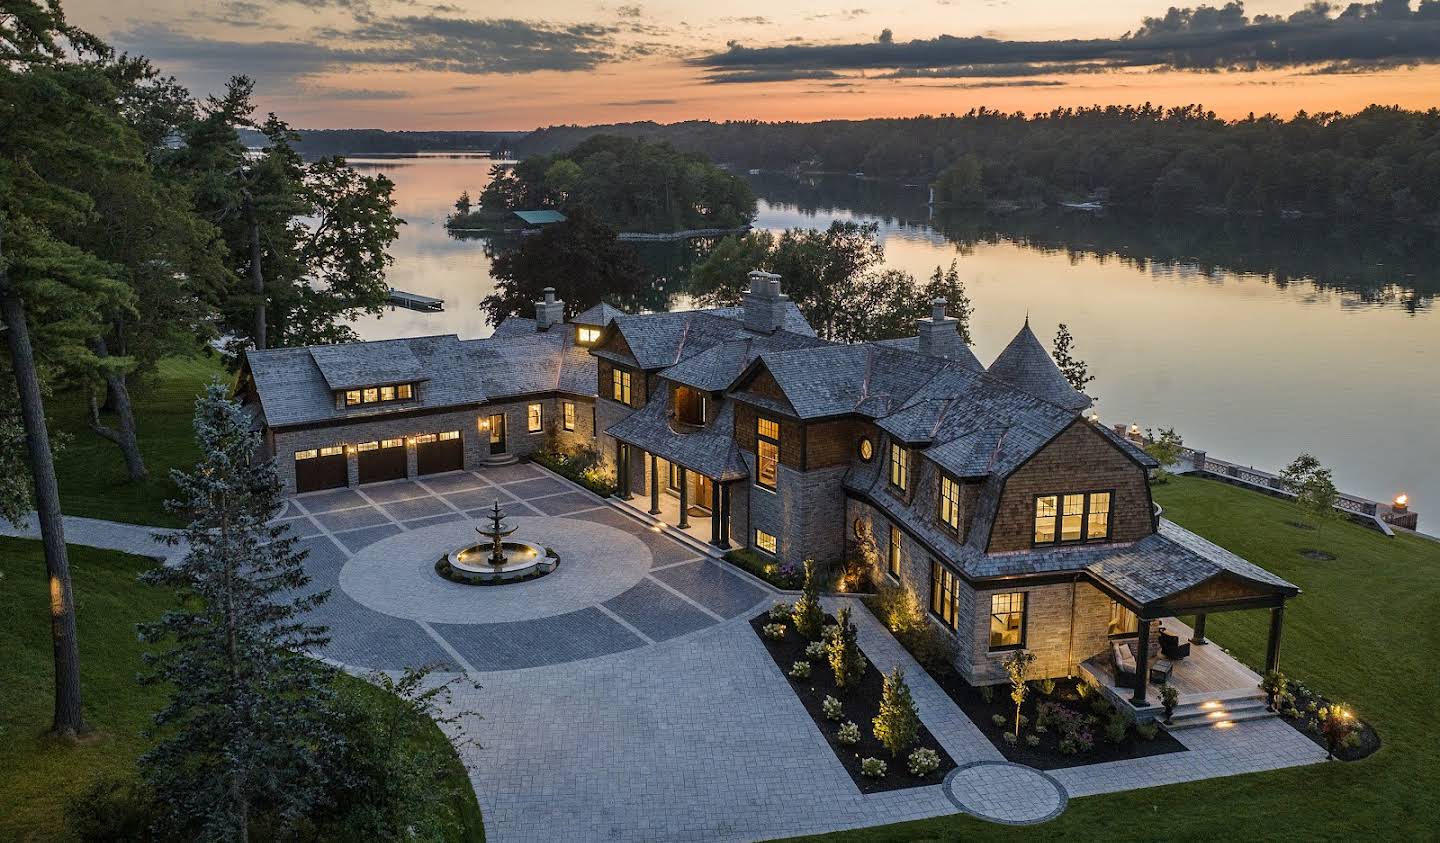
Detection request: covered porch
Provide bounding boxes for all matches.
[1080,616,1264,707]
[614,444,737,550]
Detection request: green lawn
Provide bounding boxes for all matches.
[0,538,484,841]
[49,355,227,528]
[785,476,1438,841]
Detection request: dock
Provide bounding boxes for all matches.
[387,288,444,313]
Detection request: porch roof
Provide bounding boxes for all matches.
[605,397,749,481]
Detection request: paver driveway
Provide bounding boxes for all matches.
[278,464,1327,842]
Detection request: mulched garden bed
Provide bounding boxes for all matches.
[748,611,956,793]
[1276,679,1381,761]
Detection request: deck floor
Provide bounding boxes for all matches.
[1082,617,1262,706]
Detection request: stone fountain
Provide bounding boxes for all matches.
[435,499,557,585]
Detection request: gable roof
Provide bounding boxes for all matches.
[986,321,1091,411]
[600,303,816,372]
[308,339,428,391]
[573,302,627,327]
[661,329,828,393]
[736,344,951,420]
[512,209,566,225]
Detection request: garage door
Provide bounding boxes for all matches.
[416,430,463,475]
[295,445,347,493]
[357,438,407,484]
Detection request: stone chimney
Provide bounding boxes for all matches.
[535,287,565,331]
[917,298,962,358]
[741,270,787,334]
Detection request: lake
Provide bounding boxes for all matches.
[345,152,1439,522]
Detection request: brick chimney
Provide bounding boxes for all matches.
[917,298,962,358]
[535,287,565,331]
[741,271,787,334]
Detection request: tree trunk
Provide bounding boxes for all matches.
[88,337,147,481]
[244,193,266,350]
[0,222,87,738]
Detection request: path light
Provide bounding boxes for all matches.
[1393,493,1409,512]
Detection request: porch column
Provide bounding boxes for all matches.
[718,483,732,549]
[1265,605,1285,674]
[710,479,722,546]
[1192,613,1208,645]
[678,467,690,528]
[1131,618,1152,706]
[618,443,632,498]
[648,453,661,514]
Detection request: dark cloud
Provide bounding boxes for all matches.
[605,97,678,105]
[311,87,409,99]
[703,68,845,83]
[697,1,1440,83]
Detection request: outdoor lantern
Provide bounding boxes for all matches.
[1089,412,1100,424]
[478,417,490,431]
[1393,493,1409,512]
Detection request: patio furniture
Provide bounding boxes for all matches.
[1111,641,1139,689]
[1149,657,1174,685]
[1159,629,1191,660]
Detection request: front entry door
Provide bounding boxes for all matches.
[488,414,506,454]
[689,472,714,514]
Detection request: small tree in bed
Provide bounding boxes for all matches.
[1004,650,1037,738]
[828,606,865,691]
[792,559,825,640]
[872,667,919,758]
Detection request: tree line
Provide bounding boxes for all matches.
[455,134,757,233]
[507,105,1440,223]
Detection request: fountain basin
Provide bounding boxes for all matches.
[435,540,557,585]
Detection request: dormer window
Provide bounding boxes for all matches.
[1033,491,1112,545]
[577,325,602,344]
[344,382,416,407]
[675,386,706,427]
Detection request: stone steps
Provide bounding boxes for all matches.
[1163,692,1275,731]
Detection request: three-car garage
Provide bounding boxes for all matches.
[292,430,465,493]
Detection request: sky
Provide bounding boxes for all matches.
[70,0,1440,129]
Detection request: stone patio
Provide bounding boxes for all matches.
[276,463,1328,842]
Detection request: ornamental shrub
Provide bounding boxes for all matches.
[860,757,888,778]
[1024,733,1041,747]
[761,623,786,641]
[1136,722,1159,740]
[821,624,840,643]
[822,695,844,721]
[1104,714,1129,744]
[828,606,865,691]
[837,721,860,745]
[789,660,812,680]
[990,714,1006,728]
[907,747,941,776]
[791,560,825,640]
[1002,732,1018,746]
[805,641,828,662]
[872,667,920,758]
[1003,650,1037,738]
[769,601,793,621]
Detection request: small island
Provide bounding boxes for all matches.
[446,134,757,236]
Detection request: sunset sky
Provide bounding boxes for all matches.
[71,0,1440,128]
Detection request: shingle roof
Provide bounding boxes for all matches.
[605,396,748,481]
[308,339,428,391]
[661,330,827,392]
[742,344,950,420]
[573,302,626,327]
[608,303,815,372]
[462,326,596,399]
[986,321,1091,411]
[873,334,984,371]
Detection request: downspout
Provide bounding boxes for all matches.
[1066,573,1080,677]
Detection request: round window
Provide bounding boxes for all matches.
[858,437,874,462]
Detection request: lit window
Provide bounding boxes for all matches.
[577,325,602,344]
[889,443,908,491]
[755,529,778,555]
[295,449,318,460]
[858,437,874,461]
[939,475,961,532]
[563,401,576,431]
[527,403,542,432]
[1034,491,1112,545]
[1108,601,1138,637]
[357,441,379,452]
[397,383,413,400]
[381,438,404,449]
[414,433,437,444]
[380,385,395,402]
[611,368,632,405]
[756,416,779,490]
[888,524,901,579]
[345,390,361,406]
[362,388,378,403]
[318,445,344,457]
[930,560,958,630]
[989,592,1026,650]
[438,430,460,441]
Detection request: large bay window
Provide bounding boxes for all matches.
[938,474,961,532]
[989,592,1027,650]
[930,560,959,630]
[1033,491,1112,545]
[756,417,780,490]
[889,443,909,491]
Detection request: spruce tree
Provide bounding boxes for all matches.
[139,381,342,839]
[791,558,824,640]
[872,666,920,758]
[828,605,865,691]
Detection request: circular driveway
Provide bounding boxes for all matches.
[340,515,652,624]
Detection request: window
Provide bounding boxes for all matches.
[675,386,706,426]
[318,445,344,457]
[527,403,543,432]
[756,417,780,490]
[755,529,778,555]
[344,383,413,406]
[381,438,404,449]
[888,524,901,579]
[563,401,576,431]
[668,462,681,491]
[295,449,318,460]
[380,385,395,402]
[577,325,602,344]
[1108,601,1139,637]
[858,437,874,462]
[362,387,379,403]
[357,441,379,452]
[397,383,413,400]
[989,592,1027,650]
[414,433,437,444]
[930,560,958,630]
[1033,491,1113,545]
[345,390,361,406]
[438,430,460,442]
[889,443,909,491]
[939,475,961,532]
[611,368,632,405]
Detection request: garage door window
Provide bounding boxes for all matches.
[382,438,404,449]
[439,430,460,441]
[295,448,317,460]
[414,433,437,444]
[357,441,379,452]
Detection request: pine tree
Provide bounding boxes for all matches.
[139,382,343,839]
[828,605,865,691]
[1051,323,1095,398]
[872,666,920,758]
[792,559,825,640]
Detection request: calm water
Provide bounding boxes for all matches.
[346,153,1440,520]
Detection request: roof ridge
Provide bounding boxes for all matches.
[984,427,1009,473]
